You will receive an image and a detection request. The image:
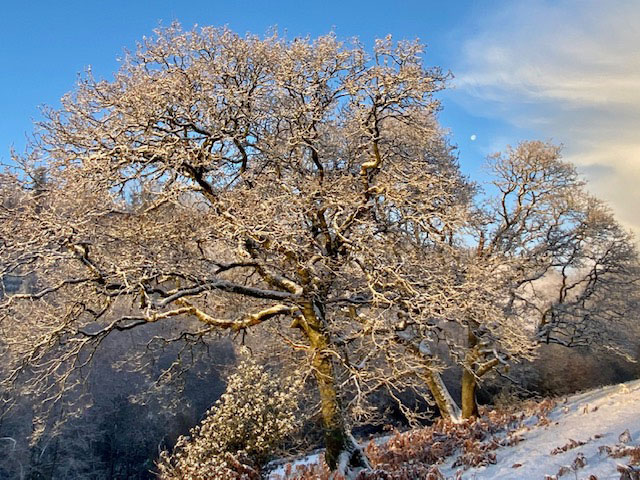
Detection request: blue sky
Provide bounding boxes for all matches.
[1,1,638,232]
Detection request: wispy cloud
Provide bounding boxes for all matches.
[452,0,640,234]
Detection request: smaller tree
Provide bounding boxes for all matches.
[157,358,303,480]
[404,141,639,420]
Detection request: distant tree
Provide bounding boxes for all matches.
[0,24,471,475]
[417,141,639,420]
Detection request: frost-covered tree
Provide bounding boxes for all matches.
[418,141,639,420]
[157,359,302,479]
[0,24,472,475]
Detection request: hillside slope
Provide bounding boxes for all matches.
[442,379,640,479]
[269,379,640,479]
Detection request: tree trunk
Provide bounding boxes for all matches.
[421,369,463,423]
[462,324,480,419]
[461,367,479,419]
[299,299,371,474]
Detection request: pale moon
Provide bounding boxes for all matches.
[470,134,477,141]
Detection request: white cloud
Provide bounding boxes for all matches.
[452,0,640,235]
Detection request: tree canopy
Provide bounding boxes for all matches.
[1,24,637,478]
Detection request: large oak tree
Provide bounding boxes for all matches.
[0,25,472,475]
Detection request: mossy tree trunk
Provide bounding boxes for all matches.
[298,298,370,473]
[460,323,500,419]
[461,367,479,419]
[461,324,481,420]
[421,369,463,423]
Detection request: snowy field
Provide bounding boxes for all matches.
[268,379,640,479]
[441,379,640,479]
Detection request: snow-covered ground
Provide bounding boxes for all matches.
[442,379,640,479]
[267,452,322,479]
[268,379,640,479]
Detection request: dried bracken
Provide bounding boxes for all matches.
[551,438,587,455]
[271,398,557,479]
[618,464,640,480]
[602,445,640,465]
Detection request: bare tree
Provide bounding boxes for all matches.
[0,25,473,475]
[415,141,639,420]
